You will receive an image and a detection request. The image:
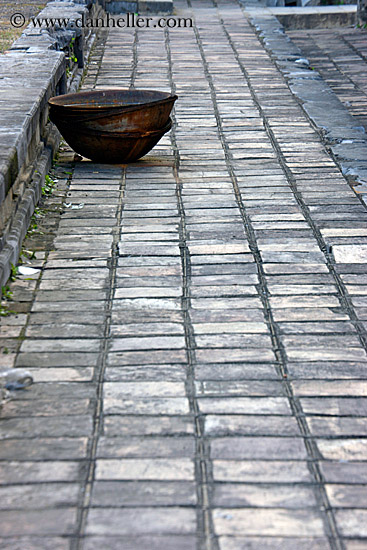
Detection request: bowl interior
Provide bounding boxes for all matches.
[49,89,177,110]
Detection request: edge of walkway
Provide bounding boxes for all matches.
[0,0,104,288]
[241,2,367,207]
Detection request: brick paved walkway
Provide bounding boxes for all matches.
[288,26,367,132]
[1,1,367,549]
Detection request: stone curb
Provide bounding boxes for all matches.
[105,0,173,14]
[0,0,104,287]
[245,5,357,30]
[242,5,367,206]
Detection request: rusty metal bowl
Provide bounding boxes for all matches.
[48,89,177,133]
[54,119,173,163]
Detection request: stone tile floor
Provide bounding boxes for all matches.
[1,0,367,549]
[288,25,367,132]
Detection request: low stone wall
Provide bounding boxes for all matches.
[0,0,104,287]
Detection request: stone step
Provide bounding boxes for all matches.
[105,0,173,15]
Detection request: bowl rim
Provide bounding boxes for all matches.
[48,89,178,112]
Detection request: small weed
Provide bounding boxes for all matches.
[42,174,55,195]
[10,264,18,282]
[1,285,13,301]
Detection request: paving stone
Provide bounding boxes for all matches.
[213,508,325,536]
[204,415,301,436]
[217,536,331,550]
[0,438,87,460]
[91,481,197,506]
[0,462,85,484]
[326,484,367,508]
[0,509,77,536]
[0,416,93,439]
[110,336,186,351]
[86,508,196,535]
[81,535,196,550]
[213,483,317,508]
[195,364,279,381]
[198,397,291,415]
[316,439,367,460]
[195,380,285,396]
[95,458,194,481]
[307,417,367,437]
[104,364,186,381]
[301,397,367,416]
[210,437,307,459]
[0,398,92,417]
[104,416,195,436]
[287,361,367,379]
[96,437,195,458]
[335,510,367,537]
[0,484,79,509]
[0,538,69,550]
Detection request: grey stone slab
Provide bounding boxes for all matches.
[81,536,196,550]
[32,301,105,312]
[288,362,367,379]
[104,397,189,415]
[110,336,185,352]
[95,458,194,481]
[25,324,104,339]
[0,537,69,550]
[104,364,186,382]
[278,322,356,334]
[0,438,87,460]
[16,352,99,368]
[107,349,187,366]
[301,397,367,416]
[195,363,279,381]
[198,397,291,415]
[86,508,196,535]
[317,439,367,461]
[326,484,367,508]
[0,398,91,418]
[0,484,79,509]
[20,339,101,353]
[195,349,275,363]
[204,415,301,436]
[213,483,317,508]
[321,462,367,484]
[218,536,330,550]
[195,380,285,396]
[110,323,184,337]
[0,462,85,484]
[96,437,195,458]
[35,290,108,302]
[104,381,186,399]
[190,309,265,323]
[292,380,367,396]
[91,481,196,507]
[0,416,93,439]
[211,437,307,459]
[213,507,325,537]
[0,509,77,536]
[213,460,313,483]
[335,510,367,537]
[195,334,272,349]
[104,416,195,436]
[307,416,367,436]
[4,383,96,401]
